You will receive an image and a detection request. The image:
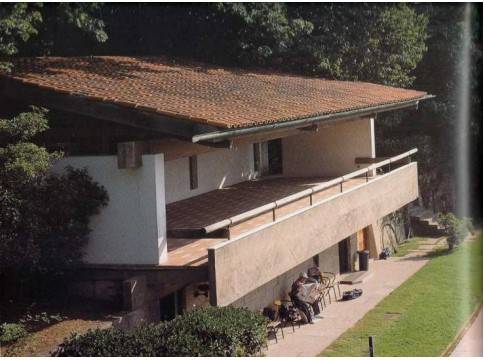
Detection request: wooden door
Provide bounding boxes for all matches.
[357,228,368,251]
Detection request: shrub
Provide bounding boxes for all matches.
[0,108,109,279]
[437,213,473,250]
[0,323,28,344]
[52,307,268,357]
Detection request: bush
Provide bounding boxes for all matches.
[0,323,28,344]
[52,307,268,357]
[0,108,109,279]
[437,213,473,250]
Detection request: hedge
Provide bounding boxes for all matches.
[52,306,268,356]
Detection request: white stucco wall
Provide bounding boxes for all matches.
[53,154,167,265]
[282,117,375,177]
[164,143,255,204]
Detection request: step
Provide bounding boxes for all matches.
[339,271,372,285]
[409,206,434,219]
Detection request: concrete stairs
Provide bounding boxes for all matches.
[409,205,446,237]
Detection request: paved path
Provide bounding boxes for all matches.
[451,309,483,357]
[266,252,432,356]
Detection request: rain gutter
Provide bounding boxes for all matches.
[192,94,435,143]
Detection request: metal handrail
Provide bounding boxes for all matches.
[203,148,418,235]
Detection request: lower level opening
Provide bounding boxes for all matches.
[159,289,184,321]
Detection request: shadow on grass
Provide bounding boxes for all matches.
[394,247,453,262]
[425,247,453,258]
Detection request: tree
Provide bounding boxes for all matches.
[0,108,108,277]
[0,3,106,70]
[225,3,428,87]
[377,3,482,219]
[0,5,108,292]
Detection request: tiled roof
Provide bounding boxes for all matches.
[2,56,428,129]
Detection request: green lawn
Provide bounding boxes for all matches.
[320,234,483,357]
[393,237,425,257]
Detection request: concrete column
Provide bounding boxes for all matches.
[368,222,382,259]
[116,275,160,328]
[53,153,167,265]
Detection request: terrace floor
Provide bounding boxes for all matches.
[166,176,371,237]
[162,175,372,267]
[161,237,223,267]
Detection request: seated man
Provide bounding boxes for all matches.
[290,272,321,324]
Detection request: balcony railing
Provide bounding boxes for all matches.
[207,150,419,306]
[204,148,418,237]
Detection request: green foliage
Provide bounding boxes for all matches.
[0,109,108,276]
[0,3,42,70]
[52,307,268,357]
[0,142,59,182]
[437,213,473,250]
[0,3,106,69]
[0,107,49,141]
[19,311,66,329]
[57,3,107,43]
[0,323,28,344]
[98,4,427,87]
[377,4,482,218]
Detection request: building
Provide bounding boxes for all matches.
[0,56,432,326]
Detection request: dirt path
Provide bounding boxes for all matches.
[1,319,112,356]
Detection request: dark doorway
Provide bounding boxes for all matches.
[159,289,184,321]
[338,238,352,273]
[268,139,283,175]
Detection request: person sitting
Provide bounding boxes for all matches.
[290,272,321,324]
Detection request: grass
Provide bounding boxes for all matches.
[0,299,114,356]
[320,233,483,357]
[393,237,425,257]
[1,319,110,356]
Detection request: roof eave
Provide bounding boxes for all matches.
[192,94,435,144]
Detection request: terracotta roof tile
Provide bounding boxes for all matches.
[2,56,428,129]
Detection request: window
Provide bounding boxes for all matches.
[189,155,198,190]
[253,139,283,176]
[268,138,283,175]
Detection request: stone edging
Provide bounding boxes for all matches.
[441,304,482,356]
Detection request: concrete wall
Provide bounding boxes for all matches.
[368,212,407,258]
[282,117,375,177]
[317,242,341,274]
[53,154,167,265]
[164,143,255,204]
[231,243,344,311]
[231,258,315,310]
[208,162,419,306]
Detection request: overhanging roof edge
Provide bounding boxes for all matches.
[192,94,435,143]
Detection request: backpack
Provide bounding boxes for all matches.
[379,247,392,260]
[341,288,363,301]
[262,307,277,321]
[279,302,299,322]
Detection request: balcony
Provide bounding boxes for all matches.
[162,150,419,306]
